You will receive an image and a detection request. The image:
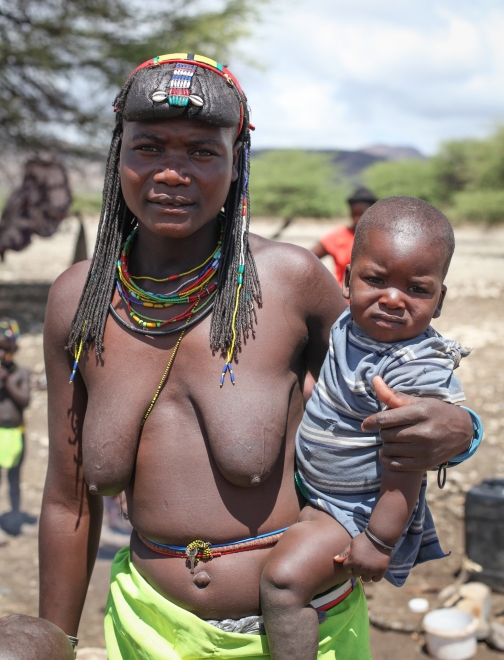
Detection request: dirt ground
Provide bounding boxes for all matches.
[1,218,504,659]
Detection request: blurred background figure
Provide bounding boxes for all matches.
[0,157,72,260]
[310,187,377,287]
[0,319,30,542]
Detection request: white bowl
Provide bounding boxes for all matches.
[423,609,478,659]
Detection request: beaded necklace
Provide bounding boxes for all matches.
[116,223,222,330]
[69,224,222,383]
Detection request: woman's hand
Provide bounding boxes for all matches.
[362,376,473,472]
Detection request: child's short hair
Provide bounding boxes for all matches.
[352,196,455,277]
[0,614,75,660]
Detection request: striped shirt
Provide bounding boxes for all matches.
[296,307,469,586]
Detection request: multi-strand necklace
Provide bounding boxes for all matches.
[114,224,222,332]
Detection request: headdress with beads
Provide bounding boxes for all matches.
[68,54,261,386]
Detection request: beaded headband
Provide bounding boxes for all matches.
[119,53,248,135]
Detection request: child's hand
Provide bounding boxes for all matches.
[334,532,392,582]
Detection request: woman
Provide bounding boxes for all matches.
[39,54,481,660]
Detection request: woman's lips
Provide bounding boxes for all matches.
[148,196,195,213]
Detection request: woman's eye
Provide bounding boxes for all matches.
[136,145,160,153]
[192,149,214,157]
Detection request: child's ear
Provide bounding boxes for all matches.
[342,265,351,299]
[433,284,447,318]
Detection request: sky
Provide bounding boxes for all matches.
[231,0,504,154]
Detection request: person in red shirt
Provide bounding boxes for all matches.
[311,187,377,287]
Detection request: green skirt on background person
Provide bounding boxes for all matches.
[0,427,23,469]
[104,546,372,660]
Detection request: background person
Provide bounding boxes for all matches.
[311,187,378,287]
[0,318,30,540]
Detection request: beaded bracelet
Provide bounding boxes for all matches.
[67,635,78,649]
[364,527,395,552]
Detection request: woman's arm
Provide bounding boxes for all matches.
[362,377,474,471]
[39,263,102,636]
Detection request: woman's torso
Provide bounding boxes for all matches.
[78,237,313,619]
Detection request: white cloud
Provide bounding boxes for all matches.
[232,1,504,153]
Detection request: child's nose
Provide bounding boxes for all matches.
[381,288,405,308]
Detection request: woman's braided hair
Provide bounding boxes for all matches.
[68,62,262,366]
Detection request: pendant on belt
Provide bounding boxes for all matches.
[186,540,212,573]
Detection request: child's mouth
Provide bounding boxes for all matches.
[372,314,405,328]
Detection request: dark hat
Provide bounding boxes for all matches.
[120,54,246,132]
[347,187,378,205]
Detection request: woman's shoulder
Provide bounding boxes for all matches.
[46,260,91,335]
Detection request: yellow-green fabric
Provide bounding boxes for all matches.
[0,427,23,469]
[105,546,372,660]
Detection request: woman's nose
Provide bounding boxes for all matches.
[153,164,190,186]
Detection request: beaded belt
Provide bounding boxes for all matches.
[139,528,288,573]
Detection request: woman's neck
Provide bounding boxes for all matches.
[129,217,221,279]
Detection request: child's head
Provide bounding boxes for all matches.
[342,196,454,343]
[0,615,75,660]
[0,319,20,365]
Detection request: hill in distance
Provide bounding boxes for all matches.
[251,145,425,178]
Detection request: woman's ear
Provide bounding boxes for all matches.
[231,140,242,182]
[433,284,447,319]
[342,264,351,300]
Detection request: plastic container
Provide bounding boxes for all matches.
[465,479,504,591]
[408,597,430,613]
[423,609,478,659]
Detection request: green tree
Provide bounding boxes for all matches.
[0,0,265,152]
[363,159,441,205]
[249,150,348,236]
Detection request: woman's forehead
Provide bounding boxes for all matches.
[122,118,236,145]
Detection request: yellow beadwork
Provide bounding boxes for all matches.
[140,328,185,428]
[69,320,87,384]
[130,248,216,283]
[186,539,212,564]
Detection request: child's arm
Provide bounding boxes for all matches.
[335,469,424,582]
[367,468,425,549]
[4,368,30,410]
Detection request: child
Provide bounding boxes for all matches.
[0,614,76,659]
[0,319,30,537]
[260,196,470,660]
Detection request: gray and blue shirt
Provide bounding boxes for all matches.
[296,307,470,586]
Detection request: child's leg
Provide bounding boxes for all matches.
[260,505,352,660]
[7,440,24,513]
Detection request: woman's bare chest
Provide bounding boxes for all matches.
[79,301,307,493]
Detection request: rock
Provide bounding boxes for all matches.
[77,649,108,660]
[487,621,504,651]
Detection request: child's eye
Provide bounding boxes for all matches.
[410,286,428,294]
[366,276,383,285]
